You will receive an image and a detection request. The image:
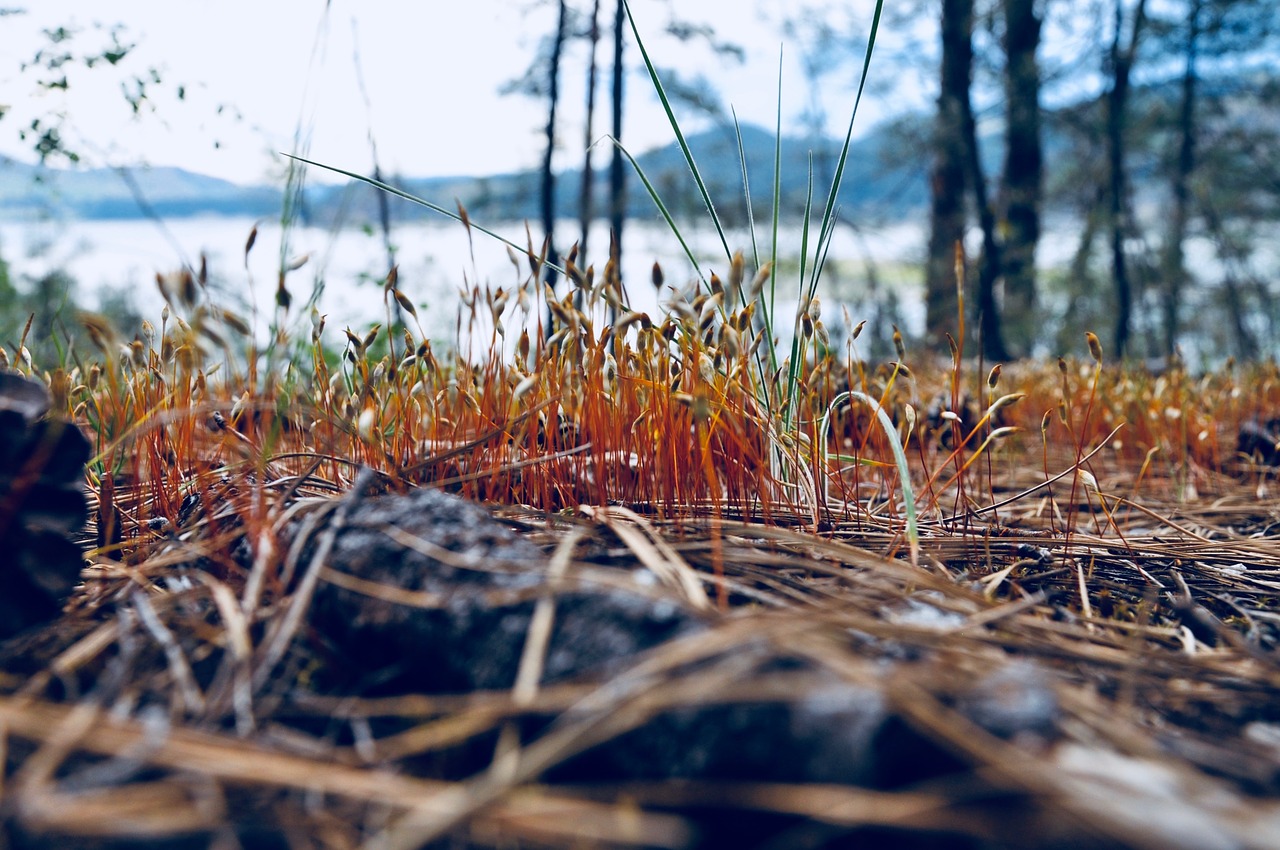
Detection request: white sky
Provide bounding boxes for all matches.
[0,0,911,186]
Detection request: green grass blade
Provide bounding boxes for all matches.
[623,0,731,270]
[731,107,775,415]
[822,389,918,564]
[784,158,816,430]
[810,205,841,298]
[767,47,783,367]
[797,155,813,304]
[282,154,567,279]
[732,107,760,271]
[809,0,884,294]
[607,139,708,287]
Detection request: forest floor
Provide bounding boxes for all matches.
[2,274,1280,847]
[2,415,1279,848]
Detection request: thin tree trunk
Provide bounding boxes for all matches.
[1060,190,1104,350]
[1160,0,1200,357]
[540,0,569,289]
[924,0,971,351]
[372,165,394,275]
[1000,0,1042,355]
[1221,274,1255,360]
[1200,196,1259,359]
[952,0,1009,361]
[966,114,1009,363]
[1106,0,1147,359]
[579,0,602,262]
[608,0,627,273]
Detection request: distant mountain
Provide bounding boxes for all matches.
[313,121,929,228]
[0,121,929,225]
[0,158,281,219]
[628,121,928,219]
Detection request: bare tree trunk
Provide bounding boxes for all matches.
[925,0,1008,360]
[608,0,627,271]
[579,0,602,262]
[1058,189,1104,351]
[1106,0,1147,359]
[540,0,569,289]
[925,0,971,351]
[1221,274,1256,360]
[963,91,1009,362]
[1000,0,1042,355]
[1200,196,1260,359]
[372,165,395,275]
[1160,0,1200,357]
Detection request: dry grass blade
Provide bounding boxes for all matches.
[0,695,690,847]
[564,780,972,830]
[364,628,758,850]
[512,526,588,704]
[252,467,375,693]
[583,504,712,610]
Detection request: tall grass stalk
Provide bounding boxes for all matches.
[280,156,569,283]
[293,1,889,526]
[618,0,886,519]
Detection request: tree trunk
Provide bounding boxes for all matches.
[924,0,972,352]
[954,0,1009,361]
[579,0,602,262]
[999,0,1042,355]
[540,0,569,289]
[1200,196,1260,360]
[1106,0,1147,359]
[966,122,1009,361]
[1160,0,1200,358]
[1059,189,1104,351]
[608,0,627,273]
[1221,274,1256,360]
[372,165,395,276]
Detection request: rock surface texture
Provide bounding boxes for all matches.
[0,372,89,640]
[309,485,704,694]
[306,483,1060,795]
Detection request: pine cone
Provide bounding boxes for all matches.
[0,372,90,640]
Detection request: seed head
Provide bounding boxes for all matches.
[1085,332,1103,363]
[814,319,830,348]
[728,251,744,300]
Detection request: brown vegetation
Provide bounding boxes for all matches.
[1,243,1279,848]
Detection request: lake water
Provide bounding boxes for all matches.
[0,213,931,352]
[3,201,1276,365]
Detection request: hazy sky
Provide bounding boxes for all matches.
[0,1,901,185]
